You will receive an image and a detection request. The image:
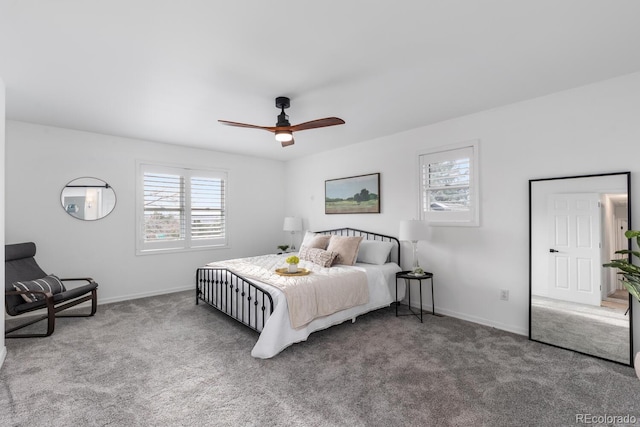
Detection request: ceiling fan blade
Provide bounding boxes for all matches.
[289,117,345,132]
[281,137,295,148]
[218,120,276,132]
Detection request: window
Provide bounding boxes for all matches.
[419,141,479,226]
[137,163,227,253]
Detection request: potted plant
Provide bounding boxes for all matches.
[603,229,640,374]
[277,244,289,253]
[286,255,300,273]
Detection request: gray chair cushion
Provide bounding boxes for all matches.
[10,282,98,315]
[5,242,48,311]
[5,241,36,261]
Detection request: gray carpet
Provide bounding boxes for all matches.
[531,296,631,364]
[1,291,639,427]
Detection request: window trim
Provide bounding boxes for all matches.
[418,140,480,227]
[136,161,229,255]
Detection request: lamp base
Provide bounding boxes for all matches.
[411,241,422,274]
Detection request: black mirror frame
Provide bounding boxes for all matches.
[528,171,633,366]
[61,177,117,221]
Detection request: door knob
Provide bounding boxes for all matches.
[549,249,559,253]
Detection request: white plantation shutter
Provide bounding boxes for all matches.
[143,173,184,243]
[137,163,227,253]
[190,176,225,243]
[419,142,479,226]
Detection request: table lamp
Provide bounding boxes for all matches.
[399,219,428,275]
[283,217,302,250]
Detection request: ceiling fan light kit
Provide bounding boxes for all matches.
[275,130,293,142]
[219,96,345,148]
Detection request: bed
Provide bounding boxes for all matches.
[196,228,405,358]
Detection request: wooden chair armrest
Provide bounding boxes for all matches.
[59,277,96,284]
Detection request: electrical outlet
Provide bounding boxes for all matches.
[500,289,509,301]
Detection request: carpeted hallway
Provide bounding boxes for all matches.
[1,290,639,426]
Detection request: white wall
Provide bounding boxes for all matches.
[5,122,286,304]
[285,72,640,345]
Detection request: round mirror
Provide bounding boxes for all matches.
[61,177,116,221]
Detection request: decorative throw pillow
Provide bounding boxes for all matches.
[300,231,331,250]
[326,235,364,266]
[356,240,394,265]
[13,275,66,303]
[299,246,338,268]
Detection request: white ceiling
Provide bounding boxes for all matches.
[2,1,640,161]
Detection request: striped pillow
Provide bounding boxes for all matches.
[13,275,66,303]
[299,246,338,268]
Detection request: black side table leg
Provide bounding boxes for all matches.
[405,278,411,315]
[395,278,398,317]
[431,277,435,316]
[419,277,423,323]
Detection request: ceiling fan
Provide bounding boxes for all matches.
[218,97,345,147]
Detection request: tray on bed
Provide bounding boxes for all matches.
[274,267,311,276]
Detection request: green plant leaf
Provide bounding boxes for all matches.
[625,230,640,239]
[604,229,640,303]
[613,249,640,257]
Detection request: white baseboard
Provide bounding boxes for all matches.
[4,285,194,320]
[5,286,529,338]
[98,285,193,305]
[405,301,528,337]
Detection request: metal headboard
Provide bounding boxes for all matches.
[315,228,400,265]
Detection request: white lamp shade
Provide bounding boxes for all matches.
[399,220,428,242]
[283,216,302,232]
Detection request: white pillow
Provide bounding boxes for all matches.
[356,240,394,265]
[300,231,331,250]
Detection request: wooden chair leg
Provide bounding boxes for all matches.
[56,291,98,318]
[5,298,56,338]
[5,290,97,338]
[90,288,97,316]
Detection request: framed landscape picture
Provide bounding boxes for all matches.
[325,173,380,214]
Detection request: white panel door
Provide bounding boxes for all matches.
[547,193,602,306]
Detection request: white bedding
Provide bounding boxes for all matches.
[208,254,403,358]
[207,254,369,329]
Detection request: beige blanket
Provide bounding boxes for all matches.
[207,255,369,329]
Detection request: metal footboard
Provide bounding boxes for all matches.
[196,267,274,333]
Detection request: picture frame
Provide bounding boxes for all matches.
[325,173,380,214]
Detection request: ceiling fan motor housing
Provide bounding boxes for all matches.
[275,96,291,126]
[275,96,290,109]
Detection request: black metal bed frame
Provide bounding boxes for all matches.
[195,228,400,334]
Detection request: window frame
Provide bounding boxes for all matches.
[418,140,480,227]
[136,161,229,255]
